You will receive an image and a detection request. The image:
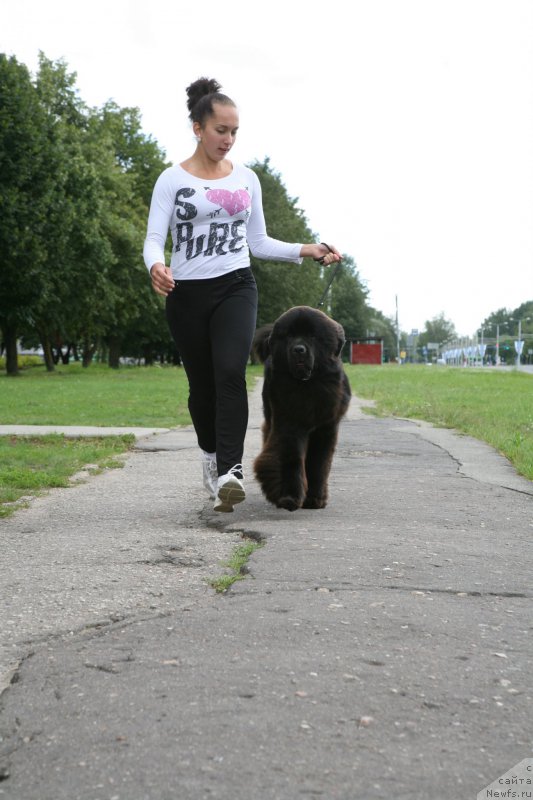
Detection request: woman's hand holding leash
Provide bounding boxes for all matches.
[301,242,342,266]
[150,263,175,296]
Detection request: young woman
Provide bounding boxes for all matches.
[143,77,341,512]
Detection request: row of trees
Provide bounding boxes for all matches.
[0,53,397,376]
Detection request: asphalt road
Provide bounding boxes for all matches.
[0,385,532,800]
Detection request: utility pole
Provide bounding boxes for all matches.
[516,319,521,368]
[395,295,400,363]
[515,317,531,367]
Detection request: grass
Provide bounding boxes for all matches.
[0,362,264,427]
[345,364,533,481]
[1,362,193,427]
[208,539,264,593]
[0,434,135,518]
[0,363,263,516]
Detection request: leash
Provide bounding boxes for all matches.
[314,243,341,308]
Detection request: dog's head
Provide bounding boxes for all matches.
[269,306,345,381]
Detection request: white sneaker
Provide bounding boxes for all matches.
[201,451,218,499]
[213,464,245,513]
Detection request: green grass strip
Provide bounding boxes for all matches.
[0,435,135,518]
[0,363,192,428]
[208,539,264,593]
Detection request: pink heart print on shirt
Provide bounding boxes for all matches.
[206,188,251,216]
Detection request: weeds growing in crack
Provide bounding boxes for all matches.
[207,538,264,593]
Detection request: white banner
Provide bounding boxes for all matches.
[514,340,525,355]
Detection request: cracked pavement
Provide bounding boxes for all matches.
[0,383,532,799]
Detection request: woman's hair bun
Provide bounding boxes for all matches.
[185,77,235,125]
[186,77,222,115]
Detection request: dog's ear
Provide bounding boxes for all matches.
[252,324,273,363]
[334,322,346,357]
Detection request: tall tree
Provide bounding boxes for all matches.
[93,102,170,367]
[0,55,53,374]
[511,301,533,335]
[100,101,170,206]
[30,54,99,371]
[328,256,369,340]
[248,159,323,325]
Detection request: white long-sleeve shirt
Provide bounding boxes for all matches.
[143,163,303,280]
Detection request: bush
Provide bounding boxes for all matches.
[0,355,45,370]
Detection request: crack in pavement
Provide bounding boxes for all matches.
[231,582,532,600]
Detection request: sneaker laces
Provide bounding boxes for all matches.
[227,463,244,481]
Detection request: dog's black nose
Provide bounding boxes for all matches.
[293,344,307,355]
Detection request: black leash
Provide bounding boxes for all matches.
[314,242,341,308]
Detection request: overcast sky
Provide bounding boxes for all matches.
[2,0,532,336]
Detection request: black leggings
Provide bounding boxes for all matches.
[165,268,258,477]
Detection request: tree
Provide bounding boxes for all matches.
[480,308,515,357]
[35,58,115,369]
[29,54,101,371]
[481,304,533,339]
[93,102,170,367]
[328,256,369,341]
[248,159,323,325]
[511,301,533,336]
[418,313,456,351]
[365,308,399,362]
[0,55,54,374]
[100,101,170,206]
[481,307,513,328]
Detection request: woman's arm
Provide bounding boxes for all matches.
[246,171,303,262]
[143,170,176,296]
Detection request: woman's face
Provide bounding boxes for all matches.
[195,103,239,161]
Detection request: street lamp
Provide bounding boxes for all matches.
[495,319,513,365]
[516,317,532,368]
[478,327,485,365]
[496,322,509,365]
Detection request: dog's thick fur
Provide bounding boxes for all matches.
[253,306,351,511]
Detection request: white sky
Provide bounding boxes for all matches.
[2,0,532,336]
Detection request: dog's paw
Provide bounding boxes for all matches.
[302,496,327,509]
[276,495,302,512]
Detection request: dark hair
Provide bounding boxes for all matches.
[186,77,236,127]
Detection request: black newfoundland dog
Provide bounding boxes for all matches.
[253,306,351,511]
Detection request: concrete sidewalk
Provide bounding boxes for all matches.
[0,383,532,799]
[0,425,171,439]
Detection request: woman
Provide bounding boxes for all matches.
[143,77,341,513]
